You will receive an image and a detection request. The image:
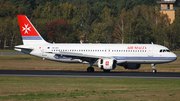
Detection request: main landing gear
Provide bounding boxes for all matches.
[151,64,157,73]
[87,62,94,72]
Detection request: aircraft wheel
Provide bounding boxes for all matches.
[103,70,110,72]
[87,67,94,72]
[152,69,157,73]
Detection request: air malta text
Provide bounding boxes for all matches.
[127,46,147,50]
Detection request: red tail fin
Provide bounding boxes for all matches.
[17,15,47,45]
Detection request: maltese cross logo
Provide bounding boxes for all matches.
[22,24,31,34]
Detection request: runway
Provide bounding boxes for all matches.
[0,70,180,79]
[0,51,25,55]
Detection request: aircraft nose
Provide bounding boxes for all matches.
[171,53,177,61]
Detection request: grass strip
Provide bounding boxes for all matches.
[0,77,180,100]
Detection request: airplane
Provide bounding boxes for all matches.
[15,15,177,73]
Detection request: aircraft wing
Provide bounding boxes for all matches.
[48,51,107,59]
[49,52,127,64]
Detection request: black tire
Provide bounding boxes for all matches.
[103,70,110,72]
[87,67,94,72]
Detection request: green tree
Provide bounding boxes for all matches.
[32,4,43,18]
[41,2,53,20]
[113,8,126,43]
[91,6,114,43]
[169,9,180,50]
[76,3,96,43]
[0,1,18,17]
[60,2,74,21]
[11,17,21,48]
[0,17,12,49]
[113,5,170,44]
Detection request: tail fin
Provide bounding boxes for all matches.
[17,15,48,45]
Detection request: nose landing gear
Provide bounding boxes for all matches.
[152,69,157,73]
[151,64,157,73]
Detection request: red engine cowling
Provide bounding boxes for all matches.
[98,58,117,70]
[123,64,141,69]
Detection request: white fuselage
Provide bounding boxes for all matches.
[18,43,177,65]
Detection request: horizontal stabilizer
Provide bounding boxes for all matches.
[15,45,34,50]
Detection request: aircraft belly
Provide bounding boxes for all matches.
[56,59,81,63]
[126,59,173,64]
[117,56,175,64]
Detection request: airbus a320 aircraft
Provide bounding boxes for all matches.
[15,15,177,73]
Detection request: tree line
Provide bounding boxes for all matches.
[0,0,180,50]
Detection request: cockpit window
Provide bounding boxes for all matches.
[159,49,170,53]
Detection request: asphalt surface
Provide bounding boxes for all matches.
[0,51,25,55]
[0,70,180,79]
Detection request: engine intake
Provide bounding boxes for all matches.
[98,58,117,70]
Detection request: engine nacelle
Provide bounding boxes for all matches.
[98,58,117,70]
[123,64,141,69]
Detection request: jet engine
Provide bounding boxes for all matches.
[98,58,117,70]
[123,64,141,69]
